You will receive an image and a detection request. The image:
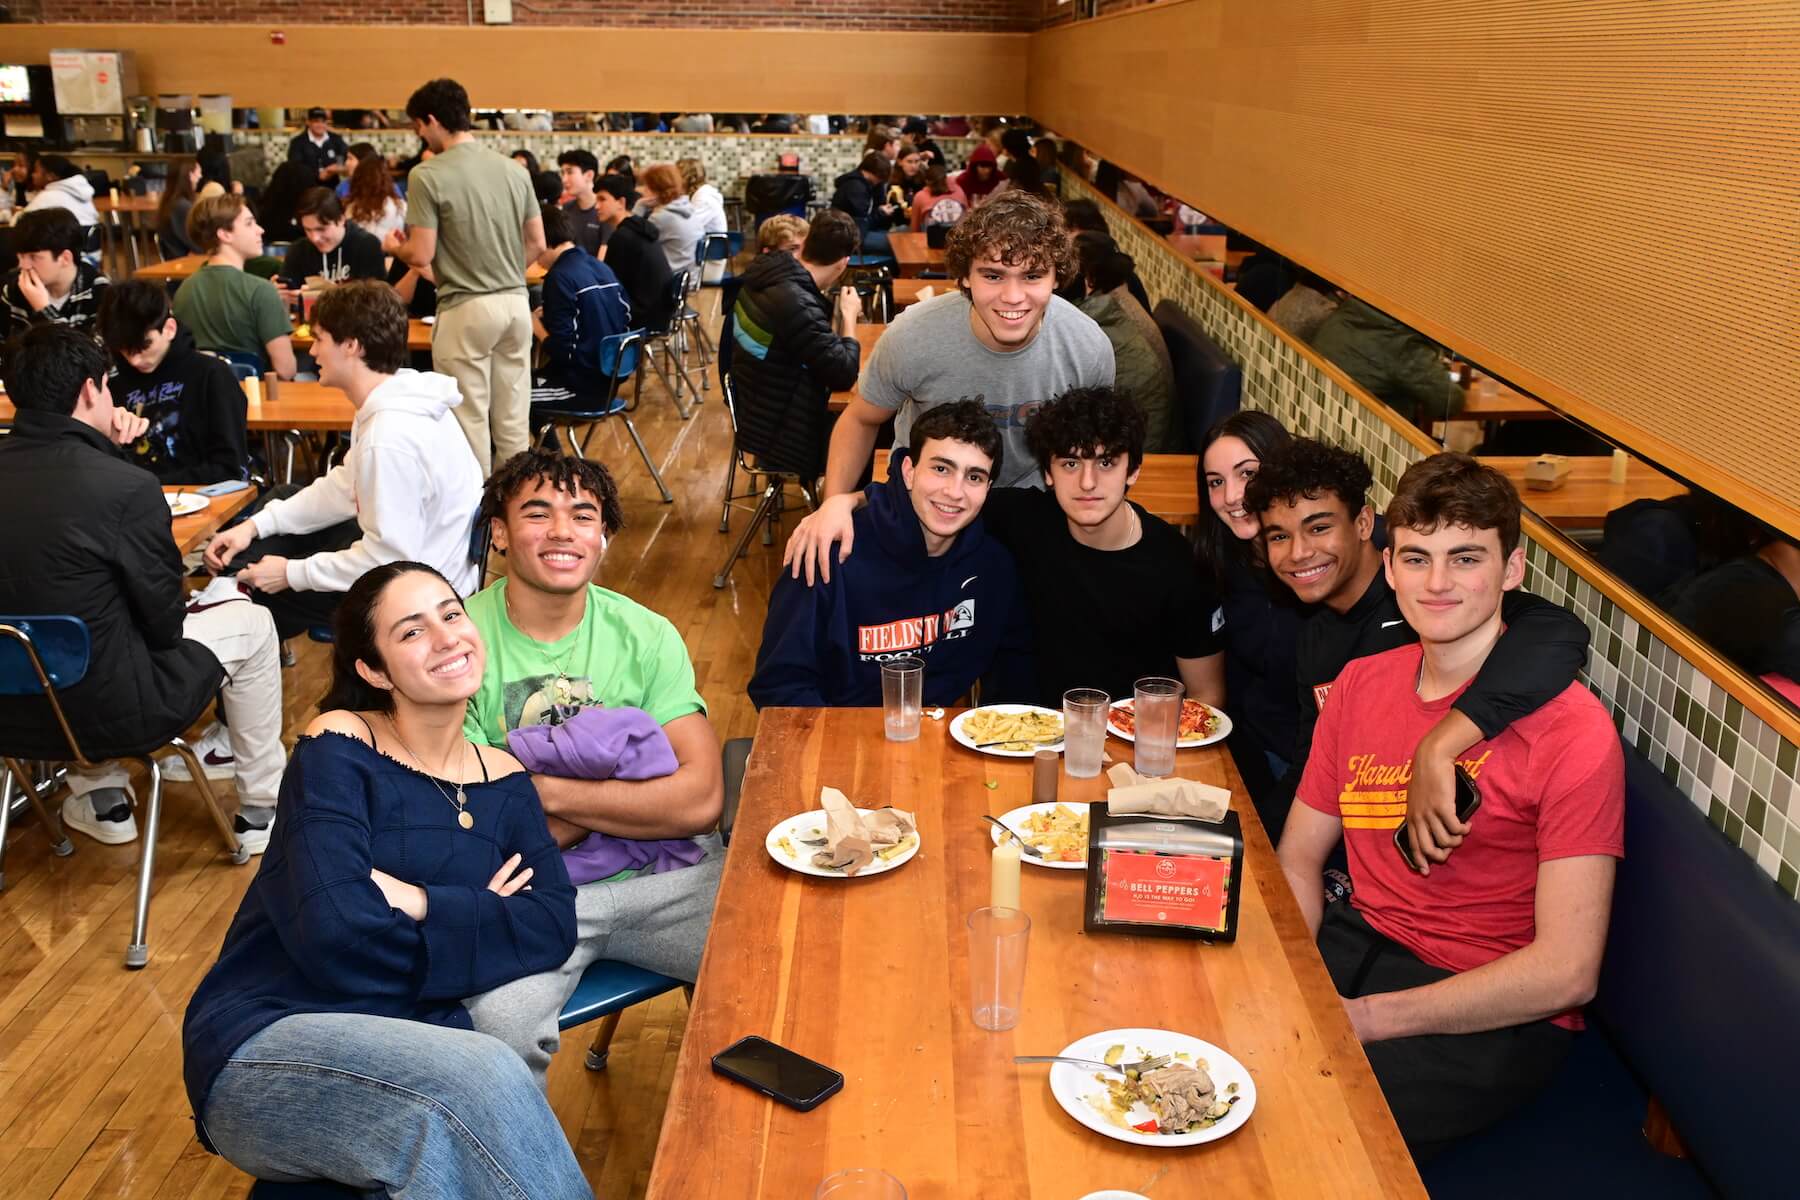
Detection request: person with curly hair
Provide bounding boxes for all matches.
[1243,437,1590,848]
[792,192,1113,577]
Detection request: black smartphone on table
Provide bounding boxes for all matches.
[712,1035,843,1111]
[1394,764,1481,871]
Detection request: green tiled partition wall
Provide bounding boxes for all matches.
[1059,174,1800,901]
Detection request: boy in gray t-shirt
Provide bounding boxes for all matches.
[824,191,1114,494]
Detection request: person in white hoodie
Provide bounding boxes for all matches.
[205,281,485,643]
[21,155,100,266]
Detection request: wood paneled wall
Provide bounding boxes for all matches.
[1029,0,1800,537]
[7,24,1029,112]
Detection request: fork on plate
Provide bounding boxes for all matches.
[1014,1053,1173,1075]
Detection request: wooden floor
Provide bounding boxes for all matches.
[0,300,798,1199]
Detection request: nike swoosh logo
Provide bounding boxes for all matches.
[1380,619,1407,628]
[961,575,979,589]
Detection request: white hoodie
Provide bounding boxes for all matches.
[251,369,485,595]
[23,173,99,228]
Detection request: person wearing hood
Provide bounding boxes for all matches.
[0,208,108,371]
[633,162,706,276]
[592,172,674,330]
[21,154,100,233]
[830,151,902,255]
[98,280,251,485]
[729,210,864,480]
[956,143,1002,206]
[749,400,1033,709]
[204,281,484,640]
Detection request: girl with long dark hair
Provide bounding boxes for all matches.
[183,562,586,1198]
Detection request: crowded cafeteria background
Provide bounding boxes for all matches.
[0,7,1796,1198]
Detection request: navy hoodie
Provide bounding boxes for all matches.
[748,463,1034,708]
[110,325,252,484]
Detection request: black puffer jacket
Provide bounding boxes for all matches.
[728,252,860,478]
[0,410,223,759]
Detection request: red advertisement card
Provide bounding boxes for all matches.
[1100,851,1231,932]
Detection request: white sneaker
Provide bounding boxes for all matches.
[161,723,236,782]
[61,789,139,845]
[233,809,275,855]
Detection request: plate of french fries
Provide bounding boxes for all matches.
[950,704,1065,758]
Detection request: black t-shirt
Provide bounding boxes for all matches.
[282,224,386,286]
[1664,556,1800,679]
[982,487,1221,707]
[561,200,614,258]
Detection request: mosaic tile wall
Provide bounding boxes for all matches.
[237,130,980,204]
[1061,174,1800,900]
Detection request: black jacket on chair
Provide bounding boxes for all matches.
[0,410,223,760]
[728,252,860,479]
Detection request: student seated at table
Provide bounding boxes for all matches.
[281,188,386,287]
[173,194,298,380]
[529,203,631,403]
[729,209,863,480]
[458,450,724,1082]
[1277,453,1623,1160]
[1062,231,1175,453]
[556,149,610,257]
[0,324,285,851]
[156,156,206,258]
[343,145,407,243]
[592,172,674,330]
[98,280,251,485]
[749,401,1032,709]
[908,162,967,232]
[1310,295,1465,427]
[286,106,350,185]
[678,157,728,237]
[754,213,809,257]
[633,162,705,277]
[791,387,1224,710]
[0,208,109,369]
[809,190,1113,497]
[831,151,902,257]
[1244,438,1590,851]
[18,154,99,235]
[182,562,587,1198]
[1661,521,1800,683]
[204,281,483,640]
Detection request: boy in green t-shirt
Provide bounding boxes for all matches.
[461,449,723,1084]
[171,194,297,379]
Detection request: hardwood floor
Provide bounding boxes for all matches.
[0,304,800,1199]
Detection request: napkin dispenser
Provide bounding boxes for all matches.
[1524,454,1571,491]
[1083,809,1244,943]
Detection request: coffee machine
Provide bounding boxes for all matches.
[48,48,139,146]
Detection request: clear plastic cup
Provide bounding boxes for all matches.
[1133,676,1184,778]
[967,906,1031,1031]
[881,657,923,741]
[1062,688,1110,779]
[816,1168,907,1199]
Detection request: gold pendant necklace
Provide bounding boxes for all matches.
[387,715,474,830]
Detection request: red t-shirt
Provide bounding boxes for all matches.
[1297,643,1625,1030]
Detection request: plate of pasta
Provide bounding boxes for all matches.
[950,705,1065,758]
[989,802,1089,869]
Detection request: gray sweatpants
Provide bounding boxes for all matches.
[465,833,725,1084]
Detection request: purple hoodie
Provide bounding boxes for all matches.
[506,705,705,884]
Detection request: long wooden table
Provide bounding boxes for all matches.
[290,318,434,352]
[166,484,256,555]
[1459,375,1554,423]
[873,450,1201,527]
[646,708,1425,1199]
[1481,454,1683,529]
[828,323,889,412]
[243,380,357,431]
[888,231,945,279]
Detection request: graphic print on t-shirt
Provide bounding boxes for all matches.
[857,598,977,662]
[121,379,187,469]
[503,672,597,731]
[1336,749,1492,830]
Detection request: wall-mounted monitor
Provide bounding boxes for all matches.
[0,65,34,107]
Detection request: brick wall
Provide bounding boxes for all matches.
[32,0,1038,31]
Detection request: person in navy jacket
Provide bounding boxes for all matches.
[749,401,1033,708]
[182,561,588,1198]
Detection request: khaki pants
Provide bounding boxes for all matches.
[433,292,533,476]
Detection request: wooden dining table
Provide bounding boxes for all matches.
[888,231,946,279]
[290,317,434,353]
[871,451,1202,527]
[645,707,1425,1199]
[828,323,890,412]
[1481,454,1684,529]
[165,484,257,555]
[243,380,357,431]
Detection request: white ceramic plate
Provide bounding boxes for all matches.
[764,809,920,879]
[950,704,1065,758]
[989,801,1088,870]
[165,492,209,518]
[1106,699,1232,748]
[1048,1027,1256,1148]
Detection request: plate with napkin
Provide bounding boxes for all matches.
[766,786,920,878]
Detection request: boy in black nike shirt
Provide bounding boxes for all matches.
[98,279,252,484]
[1246,438,1589,853]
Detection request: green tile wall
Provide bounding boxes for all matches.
[1062,174,1800,901]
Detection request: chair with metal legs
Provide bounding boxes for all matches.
[0,616,248,968]
[532,331,673,503]
[639,271,705,419]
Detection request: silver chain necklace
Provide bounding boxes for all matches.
[386,714,474,830]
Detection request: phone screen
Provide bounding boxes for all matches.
[712,1036,842,1109]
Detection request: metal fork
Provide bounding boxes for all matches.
[1014,1053,1173,1075]
[982,815,1045,858]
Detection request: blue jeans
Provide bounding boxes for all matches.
[202,1013,591,1199]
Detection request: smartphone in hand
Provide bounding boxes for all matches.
[1394,764,1482,871]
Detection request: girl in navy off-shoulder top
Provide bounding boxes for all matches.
[182,561,589,1199]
